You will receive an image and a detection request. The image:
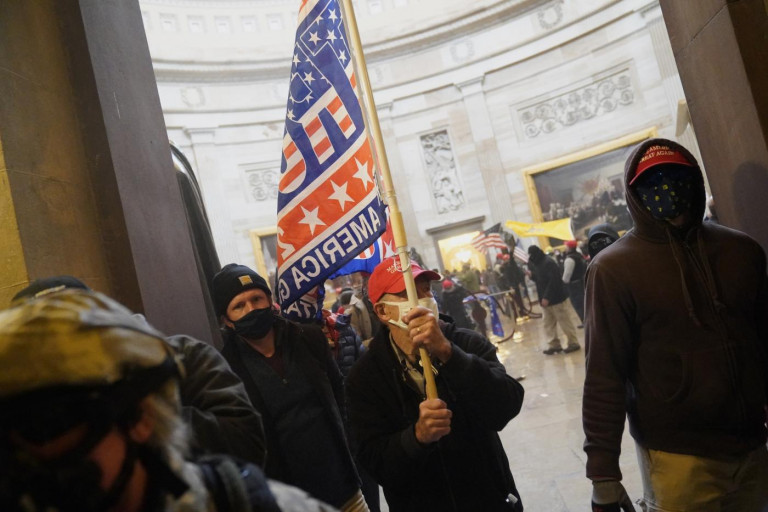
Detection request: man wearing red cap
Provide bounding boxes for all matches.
[346,257,525,511]
[583,139,768,511]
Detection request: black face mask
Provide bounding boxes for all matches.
[633,165,697,220]
[231,307,274,340]
[588,234,617,259]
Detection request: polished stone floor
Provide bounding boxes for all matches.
[494,307,643,511]
[376,303,644,511]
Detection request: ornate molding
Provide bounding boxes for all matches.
[180,86,206,107]
[518,69,635,139]
[420,130,466,215]
[449,39,475,64]
[537,0,564,30]
[244,167,279,202]
[149,0,547,82]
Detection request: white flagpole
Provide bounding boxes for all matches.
[340,0,437,399]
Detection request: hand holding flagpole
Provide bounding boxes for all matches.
[340,0,437,400]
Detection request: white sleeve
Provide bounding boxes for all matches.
[562,257,575,283]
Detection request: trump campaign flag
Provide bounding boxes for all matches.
[329,213,396,279]
[277,0,386,319]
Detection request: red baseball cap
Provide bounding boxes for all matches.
[368,257,442,303]
[629,144,693,185]
[565,240,578,249]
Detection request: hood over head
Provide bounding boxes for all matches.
[624,138,706,241]
[587,223,621,259]
[527,245,545,264]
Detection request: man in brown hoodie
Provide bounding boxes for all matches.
[583,139,768,512]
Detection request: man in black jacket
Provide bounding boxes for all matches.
[527,245,580,355]
[213,263,367,511]
[346,257,525,511]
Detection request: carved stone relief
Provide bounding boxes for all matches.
[537,0,564,30]
[245,167,279,202]
[420,130,465,214]
[518,70,635,139]
[181,87,206,108]
[450,39,475,64]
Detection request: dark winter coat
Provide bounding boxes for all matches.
[346,322,525,511]
[220,316,359,500]
[167,335,267,466]
[528,253,569,305]
[440,285,473,330]
[332,313,364,379]
[583,138,768,480]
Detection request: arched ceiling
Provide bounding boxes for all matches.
[140,0,547,65]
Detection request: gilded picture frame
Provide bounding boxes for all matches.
[522,127,658,247]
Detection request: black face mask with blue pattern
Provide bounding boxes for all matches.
[632,165,696,220]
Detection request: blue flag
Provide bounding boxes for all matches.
[276,0,386,320]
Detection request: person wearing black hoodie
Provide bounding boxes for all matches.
[586,223,620,260]
[527,245,581,355]
[583,139,768,512]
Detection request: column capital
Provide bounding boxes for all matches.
[456,76,486,96]
[185,128,216,145]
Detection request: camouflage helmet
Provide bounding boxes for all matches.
[0,289,178,401]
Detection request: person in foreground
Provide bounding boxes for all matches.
[583,138,768,512]
[0,288,335,511]
[346,256,525,511]
[11,275,268,467]
[213,264,367,512]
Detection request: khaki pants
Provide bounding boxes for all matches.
[542,300,579,349]
[636,444,768,512]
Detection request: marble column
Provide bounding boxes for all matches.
[660,0,768,250]
[376,101,424,254]
[0,0,217,342]
[457,77,516,226]
[641,4,704,167]
[186,128,241,265]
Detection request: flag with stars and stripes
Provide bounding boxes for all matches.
[276,0,386,320]
[329,213,396,279]
[470,223,509,254]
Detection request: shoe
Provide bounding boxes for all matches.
[563,345,581,354]
[543,347,563,355]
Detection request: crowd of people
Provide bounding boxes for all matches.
[1,138,767,512]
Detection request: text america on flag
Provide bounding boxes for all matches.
[276,0,386,313]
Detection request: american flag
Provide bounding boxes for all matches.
[470,223,508,254]
[512,244,529,264]
[276,0,386,320]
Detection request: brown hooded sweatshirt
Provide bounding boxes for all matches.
[582,138,768,480]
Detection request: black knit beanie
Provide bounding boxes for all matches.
[212,264,272,316]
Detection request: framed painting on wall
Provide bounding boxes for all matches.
[522,128,657,246]
[249,227,278,292]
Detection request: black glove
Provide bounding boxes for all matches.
[591,480,636,512]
